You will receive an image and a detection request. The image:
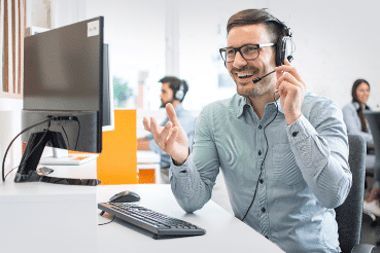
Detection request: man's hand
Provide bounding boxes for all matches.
[143,103,189,165]
[275,59,306,125]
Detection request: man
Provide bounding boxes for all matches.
[143,9,351,252]
[137,76,195,183]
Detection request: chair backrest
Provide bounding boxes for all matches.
[335,134,366,253]
[364,111,380,172]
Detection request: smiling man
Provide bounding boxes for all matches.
[143,9,351,252]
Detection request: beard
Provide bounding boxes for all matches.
[160,99,172,108]
[231,65,275,98]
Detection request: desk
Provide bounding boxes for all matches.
[97,184,283,253]
[1,176,283,253]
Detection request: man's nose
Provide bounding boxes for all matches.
[232,51,248,69]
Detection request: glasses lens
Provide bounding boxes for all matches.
[241,45,259,60]
[220,48,235,62]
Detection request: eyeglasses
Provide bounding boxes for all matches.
[219,43,275,63]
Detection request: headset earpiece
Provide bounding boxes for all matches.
[174,81,185,101]
[275,35,295,66]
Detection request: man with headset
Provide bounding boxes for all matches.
[137,76,196,183]
[143,9,351,252]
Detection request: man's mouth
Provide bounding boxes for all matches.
[235,72,257,80]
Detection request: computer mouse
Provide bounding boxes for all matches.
[109,190,141,203]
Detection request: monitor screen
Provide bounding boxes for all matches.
[22,17,104,153]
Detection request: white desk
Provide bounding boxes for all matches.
[97,184,283,253]
[1,173,283,253]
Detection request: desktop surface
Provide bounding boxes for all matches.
[0,173,283,253]
[97,184,284,253]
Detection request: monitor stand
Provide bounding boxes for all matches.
[14,130,100,186]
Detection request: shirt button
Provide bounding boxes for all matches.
[261,207,266,213]
[292,131,299,137]
[258,125,262,129]
[259,179,264,184]
[258,150,262,156]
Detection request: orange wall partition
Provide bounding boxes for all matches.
[97,109,138,184]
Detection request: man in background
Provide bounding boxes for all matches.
[137,76,196,183]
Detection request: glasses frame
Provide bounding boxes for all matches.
[219,43,275,63]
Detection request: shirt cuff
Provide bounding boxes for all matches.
[286,114,317,143]
[170,154,193,177]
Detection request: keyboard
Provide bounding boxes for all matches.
[98,202,206,239]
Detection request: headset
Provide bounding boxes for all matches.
[174,80,187,102]
[252,17,295,83]
[274,22,295,66]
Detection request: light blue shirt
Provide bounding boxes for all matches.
[147,104,196,168]
[342,102,373,145]
[170,93,351,253]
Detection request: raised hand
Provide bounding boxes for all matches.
[143,103,189,165]
[275,59,306,125]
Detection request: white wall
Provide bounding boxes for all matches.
[50,0,380,110]
[267,0,380,109]
[178,0,380,110]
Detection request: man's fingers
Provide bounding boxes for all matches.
[166,103,180,126]
[276,63,302,83]
[158,122,172,148]
[166,127,178,147]
[276,72,299,89]
[143,117,150,131]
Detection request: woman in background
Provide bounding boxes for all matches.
[343,79,373,144]
[342,79,378,215]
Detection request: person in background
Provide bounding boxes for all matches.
[143,9,351,252]
[342,79,373,145]
[342,79,379,215]
[137,76,196,183]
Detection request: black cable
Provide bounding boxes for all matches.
[4,165,20,180]
[2,118,52,182]
[98,212,115,226]
[3,126,51,181]
[61,125,70,149]
[74,118,80,150]
[242,94,279,221]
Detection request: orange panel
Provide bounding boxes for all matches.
[97,110,138,184]
[138,168,156,184]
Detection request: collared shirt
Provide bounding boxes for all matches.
[147,104,196,168]
[170,93,351,253]
[342,102,373,145]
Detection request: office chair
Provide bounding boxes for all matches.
[364,112,380,189]
[335,134,375,253]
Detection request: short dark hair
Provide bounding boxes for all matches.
[226,9,289,44]
[158,76,189,102]
[351,78,370,103]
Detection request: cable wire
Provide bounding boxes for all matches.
[98,212,115,226]
[242,94,279,221]
[4,125,51,181]
[2,118,52,182]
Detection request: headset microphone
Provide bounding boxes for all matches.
[252,69,276,84]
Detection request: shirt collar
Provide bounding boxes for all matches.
[235,95,283,118]
[236,96,251,118]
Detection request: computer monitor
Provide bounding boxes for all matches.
[15,17,104,185]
